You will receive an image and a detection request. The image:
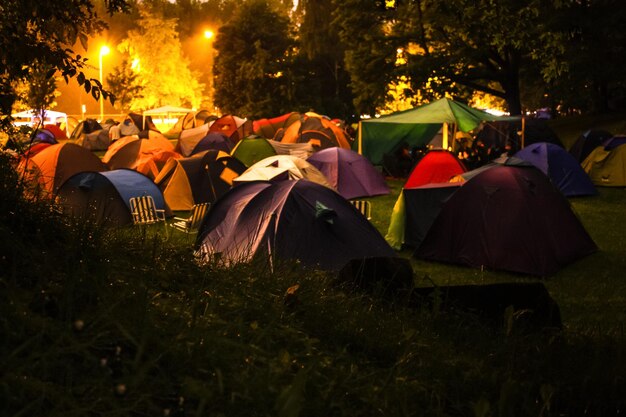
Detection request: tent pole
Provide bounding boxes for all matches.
[442,122,449,150]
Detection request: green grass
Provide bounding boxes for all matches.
[3,113,626,416]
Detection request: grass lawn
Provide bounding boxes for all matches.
[4,114,625,416]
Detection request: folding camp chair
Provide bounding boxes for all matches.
[171,202,210,234]
[350,199,372,220]
[129,195,167,234]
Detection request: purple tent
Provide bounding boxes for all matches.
[416,165,597,276]
[196,180,396,270]
[306,147,389,199]
[514,142,597,197]
[191,132,235,155]
[569,129,612,163]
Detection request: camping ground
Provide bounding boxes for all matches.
[2,112,626,416]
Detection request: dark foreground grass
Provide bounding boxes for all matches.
[2,152,626,415]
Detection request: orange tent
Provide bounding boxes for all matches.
[252,112,301,139]
[102,131,181,179]
[209,114,253,143]
[275,115,351,150]
[20,143,108,195]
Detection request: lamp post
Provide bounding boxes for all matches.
[204,30,215,111]
[99,45,110,122]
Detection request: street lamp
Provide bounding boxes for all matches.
[203,30,215,111]
[99,45,110,122]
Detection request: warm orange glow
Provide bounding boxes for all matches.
[204,30,214,40]
[100,45,110,56]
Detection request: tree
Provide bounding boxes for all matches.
[213,0,295,118]
[294,0,356,119]
[115,7,205,111]
[13,61,61,118]
[541,0,626,114]
[335,0,579,116]
[332,0,398,116]
[0,0,130,129]
[106,58,144,113]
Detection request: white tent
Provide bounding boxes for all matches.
[142,106,195,130]
[11,109,70,135]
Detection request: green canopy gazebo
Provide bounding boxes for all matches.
[357,98,506,165]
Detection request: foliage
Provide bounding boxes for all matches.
[106,57,145,113]
[0,0,129,129]
[115,6,205,111]
[213,0,295,118]
[293,0,356,119]
[332,0,398,116]
[333,0,626,116]
[12,61,61,115]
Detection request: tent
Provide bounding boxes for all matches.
[164,109,216,139]
[581,143,626,186]
[358,98,503,165]
[514,142,597,197]
[276,115,352,150]
[20,142,108,195]
[73,120,117,151]
[190,132,235,156]
[306,147,390,199]
[102,131,180,179]
[43,124,68,140]
[385,182,462,250]
[475,118,563,154]
[176,124,211,156]
[142,105,194,131]
[415,165,597,276]
[253,112,301,138]
[33,129,58,145]
[602,135,626,151]
[404,149,466,188]
[568,129,613,163]
[209,114,253,143]
[11,109,70,136]
[57,169,167,227]
[230,137,278,167]
[234,154,332,189]
[70,119,103,141]
[22,142,53,159]
[267,139,316,159]
[196,180,397,270]
[154,150,246,211]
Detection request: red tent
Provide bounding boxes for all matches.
[405,150,466,188]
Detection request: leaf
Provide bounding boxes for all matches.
[84,79,91,94]
[77,72,85,85]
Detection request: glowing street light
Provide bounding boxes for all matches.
[203,29,215,110]
[99,45,110,122]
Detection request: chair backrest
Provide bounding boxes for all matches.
[350,199,372,220]
[188,202,210,230]
[129,195,163,224]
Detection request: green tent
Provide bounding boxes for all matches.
[357,98,504,165]
[231,137,277,167]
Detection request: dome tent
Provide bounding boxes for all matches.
[57,169,168,227]
[514,142,597,197]
[416,165,597,276]
[154,150,246,211]
[196,180,396,270]
[307,147,389,199]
